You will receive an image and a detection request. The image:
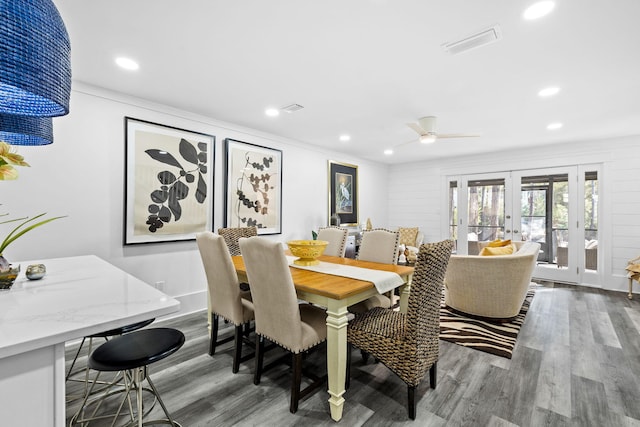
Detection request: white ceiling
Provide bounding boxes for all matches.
[54,0,640,164]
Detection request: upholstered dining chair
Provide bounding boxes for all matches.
[346,239,454,420]
[196,231,254,373]
[349,228,400,313]
[239,236,327,413]
[317,226,349,257]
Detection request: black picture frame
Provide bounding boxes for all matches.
[224,138,282,235]
[328,160,358,226]
[124,117,215,245]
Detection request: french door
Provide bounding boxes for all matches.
[449,166,600,284]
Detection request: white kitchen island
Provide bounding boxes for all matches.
[0,255,180,426]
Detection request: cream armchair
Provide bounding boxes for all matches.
[444,241,540,320]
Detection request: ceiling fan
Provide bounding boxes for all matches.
[406,116,480,144]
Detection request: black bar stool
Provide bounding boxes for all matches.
[70,327,185,427]
[66,318,155,403]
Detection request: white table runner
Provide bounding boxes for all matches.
[286,256,404,294]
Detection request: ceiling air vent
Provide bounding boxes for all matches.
[442,25,502,55]
[281,103,304,113]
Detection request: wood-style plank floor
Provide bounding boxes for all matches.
[65,282,640,426]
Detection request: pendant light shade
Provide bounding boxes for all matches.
[0,0,71,117]
[0,113,53,146]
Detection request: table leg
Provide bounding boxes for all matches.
[399,273,413,313]
[629,278,634,300]
[325,300,349,421]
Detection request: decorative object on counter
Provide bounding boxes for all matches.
[365,217,372,231]
[26,263,46,280]
[328,160,359,226]
[311,230,318,240]
[0,212,65,271]
[0,263,19,289]
[0,140,30,180]
[398,243,407,264]
[287,239,328,266]
[0,0,72,117]
[330,212,341,226]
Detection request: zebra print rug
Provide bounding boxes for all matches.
[439,287,536,359]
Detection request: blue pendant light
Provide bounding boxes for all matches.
[0,0,71,117]
[0,113,53,146]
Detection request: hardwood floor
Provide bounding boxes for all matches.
[65,282,640,426]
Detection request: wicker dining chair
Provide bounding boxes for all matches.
[239,236,327,413]
[348,228,400,313]
[218,226,258,256]
[346,239,454,420]
[317,226,349,257]
[196,231,254,372]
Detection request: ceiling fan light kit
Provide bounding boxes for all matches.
[420,134,436,144]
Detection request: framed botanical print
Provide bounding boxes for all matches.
[225,139,282,235]
[328,160,358,226]
[124,117,215,245]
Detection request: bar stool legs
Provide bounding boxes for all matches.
[69,327,184,427]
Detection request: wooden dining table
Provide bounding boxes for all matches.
[231,254,414,422]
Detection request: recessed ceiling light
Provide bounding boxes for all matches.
[547,122,563,130]
[115,57,139,71]
[384,149,393,155]
[265,108,280,117]
[339,135,351,142]
[523,1,555,20]
[538,86,560,97]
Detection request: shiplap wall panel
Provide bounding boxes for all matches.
[388,135,640,293]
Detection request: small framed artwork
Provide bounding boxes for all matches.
[225,139,282,235]
[124,117,215,245]
[328,160,358,226]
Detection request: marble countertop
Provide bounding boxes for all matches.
[0,255,180,359]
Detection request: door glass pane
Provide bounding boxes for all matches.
[521,174,568,265]
[468,178,505,254]
[449,181,458,252]
[585,171,598,270]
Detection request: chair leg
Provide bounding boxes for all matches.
[408,385,416,420]
[429,362,437,389]
[345,343,352,390]
[232,325,243,374]
[360,349,369,363]
[254,335,264,385]
[209,314,219,356]
[290,352,303,413]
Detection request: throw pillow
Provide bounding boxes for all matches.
[487,239,512,247]
[480,245,514,256]
[398,227,419,247]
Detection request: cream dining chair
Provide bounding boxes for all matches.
[196,231,254,373]
[316,226,348,257]
[239,236,327,413]
[349,228,400,313]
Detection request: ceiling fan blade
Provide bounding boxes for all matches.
[406,122,426,136]
[437,133,481,139]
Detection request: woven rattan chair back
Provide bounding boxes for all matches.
[218,227,258,256]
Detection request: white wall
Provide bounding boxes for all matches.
[1,83,389,316]
[387,135,640,294]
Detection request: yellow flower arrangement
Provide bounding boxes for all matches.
[0,141,30,180]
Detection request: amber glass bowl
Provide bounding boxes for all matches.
[287,240,328,266]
